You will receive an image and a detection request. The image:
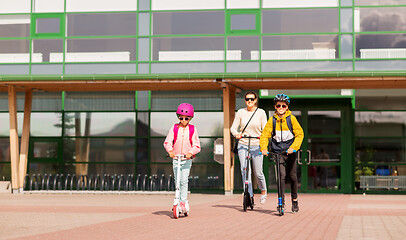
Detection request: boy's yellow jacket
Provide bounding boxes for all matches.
[260,110,304,152]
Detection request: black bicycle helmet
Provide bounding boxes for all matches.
[274,93,290,105]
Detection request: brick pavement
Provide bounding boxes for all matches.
[1,193,406,240]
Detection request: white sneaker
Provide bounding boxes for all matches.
[260,194,267,204]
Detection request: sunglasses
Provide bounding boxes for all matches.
[245,98,256,102]
[178,117,190,121]
[276,104,288,109]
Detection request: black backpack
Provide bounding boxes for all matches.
[271,115,294,153]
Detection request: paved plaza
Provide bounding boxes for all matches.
[1,192,406,240]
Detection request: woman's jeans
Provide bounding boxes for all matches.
[237,143,267,197]
[173,159,192,202]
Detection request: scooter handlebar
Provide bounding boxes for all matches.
[259,150,297,155]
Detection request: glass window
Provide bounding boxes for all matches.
[263,0,339,8]
[190,164,224,189]
[67,13,137,36]
[139,0,151,11]
[0,163,11,181]
[31,113,62,136]
[137,112,149,136]
[261,35,338,60]
[32,92,62,111]
[62,38,136,62]
[230,14,256,30]
[137,138,148,162]
[64,92,135,111]
[0,15,30,37]
[152,0,224,11]
[0,139,10,162]
[138,38,150,61]
[341,0,353,6]
[63,138,135,163]
[63,163,134,175]
[340,8,353,33]
[308,166,340,190]
[152,11,224,35]
[32,39,63,63]
[357,7,406,32]
[137,91,150,111]
[309,138,341,162]
[138,13,150,36]
[151,90,223,111]
[308,111,341,135]
[356,138,405,163]
[0,39,30,63]
[151,112,223,137]
[356,34,406,58]
[355,0,406,6]
[0,113,23,137]
[262,60,352,72]
[227,0,259,8]
[151,62,224,74]
[262,9,339,33]
[64,112,135,137]
[355,111,406,137]
[36,18,60,34]
[33,142,58,158]
[66,0,137,12]
[0,0,31,14]
[228,36,259,60]
[33,0,64,13]
[341,35,353,59]
[152,37,225,61]
[28,163,60,175]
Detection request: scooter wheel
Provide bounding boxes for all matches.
[173,205,179,219]
[243,194,247,212]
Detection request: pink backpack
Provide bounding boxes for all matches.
[173,124,195,146]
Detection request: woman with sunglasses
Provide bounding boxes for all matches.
[164,103,201,214]
[231,92,268,204]
[259,93,304,213]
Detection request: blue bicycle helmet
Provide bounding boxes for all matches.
[274,93,290,105]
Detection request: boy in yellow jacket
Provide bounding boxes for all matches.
[260,94,304,213]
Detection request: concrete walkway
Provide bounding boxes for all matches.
[1,192,406,240]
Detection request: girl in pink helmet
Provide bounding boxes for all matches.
[164,103,201,213]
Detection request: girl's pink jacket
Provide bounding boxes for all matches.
[164,124,201,156]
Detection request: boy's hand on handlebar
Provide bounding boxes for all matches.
[261,150,269,156]
[286,148,295,154]
[169,151,175,158]
[186,153,193,159]
[235,134,242,139]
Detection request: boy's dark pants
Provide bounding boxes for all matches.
[279,153,298,202]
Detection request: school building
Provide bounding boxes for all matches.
[0,0,406,195]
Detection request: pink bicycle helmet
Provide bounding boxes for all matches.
[176,103,194,117]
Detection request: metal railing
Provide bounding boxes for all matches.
[23,174,221,192]
[360,176,406,190]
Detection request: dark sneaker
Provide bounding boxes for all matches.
[251,196,255,206]
[292,200,299,213]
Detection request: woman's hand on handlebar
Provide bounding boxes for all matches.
[235,133,242,139]
[261,150,269,156]
[168,151,175,158]
[186,153,193,159]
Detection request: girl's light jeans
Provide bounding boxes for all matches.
[173,159,192,202]
[237,143,266,197]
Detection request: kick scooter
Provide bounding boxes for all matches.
[240,136,260,212]
[172,154,190,219]
[261,149,296,216]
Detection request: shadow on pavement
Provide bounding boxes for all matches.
[212,204,277,215]
[152,210,173,218]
